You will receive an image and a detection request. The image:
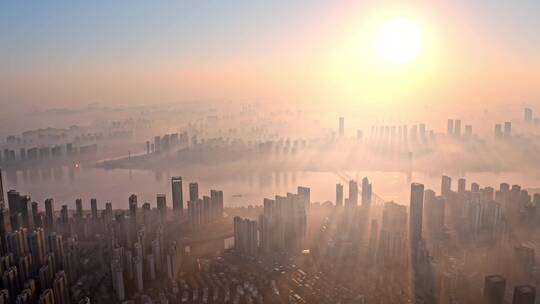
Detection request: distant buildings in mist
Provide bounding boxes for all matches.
[1,105,540,303]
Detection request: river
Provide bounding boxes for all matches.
[2,165,540,210]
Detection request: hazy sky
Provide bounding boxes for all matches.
[1,1,539,113]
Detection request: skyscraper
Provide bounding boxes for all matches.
[133,255,144,292]
[525,108,533,123]
[124,249,135,278]
[409,183,424,255]
[166,244,178,279]
[39,265,52,291]
[339,117,344,137]
[90,198,98,221]
[154,136,161,153]
[44,199,55,233]
[104,202,113,224]
[458,178,466,193]
[188,199,202,229]
[494,124,503,139]
[7,190,20,216]
[151,239,163,274]
[0,289,8,303]
[424,191,445,237]
[111,260,125,301]
[128,194,138,244]
[28,228,46,273]
[6,230,24,258]
[202,196,211,225]
[259,190,307,253]
[441,175,452,198]
[234,216,258,256]
[379,201,408,267]
[75,199,83,220]
[19,195,31,228]
[454,119,462,138]
[419,123,426,141]
[465,125,473,138]
[447,119,454,136]
[52,270,69,304]
[60,205,70,236]
[512,285,536,304]
[336,183,343,207]
[157,194,166,223]
[348,180,358,207]
[504,122,512,138]
[2,266,20,301]
[128,195,137,221]
[141,203,151,228]
[10,213,22,231]
[16,288,32,304]
[0,208,8,242]
[483,275,506,304]
[48,233,64,267]
[171,176,183,214]
[189,183,199,202]
[31,201,40,227]
[403,125,408,143]
[210,190,224,221]
[297,186,310,210]
[39,289,54,304]
[147,254,156,281]
[0,169,4,207]
[361,177,372,206]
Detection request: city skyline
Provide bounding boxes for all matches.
[1,2,540,303]
[2,167,538,303]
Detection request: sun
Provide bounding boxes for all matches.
[374,17,422,65]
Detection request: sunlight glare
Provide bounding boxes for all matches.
[374,17,422,65]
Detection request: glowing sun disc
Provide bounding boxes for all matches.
[374,17,422,64]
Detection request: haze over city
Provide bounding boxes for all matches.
[1,1,540,304]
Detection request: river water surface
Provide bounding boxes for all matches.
[2,166,540,210]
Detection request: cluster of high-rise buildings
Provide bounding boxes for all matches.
[108,221,181,302]
[484,275,536,304]
[146,132,189,154]
[494,121,513,139]
[377,201,408,267]
[523,107,540,125]
[233,217,258,256]
[185,182,224,230]
[313,172,540,303]
[5,128,540,304]
[0,172,80,304]
[332,109,540,162]
[172,176,225,228]
[446,119,474,139]
[234,187,310,256]
[258,139,309,157]
[370,123,436,145]
[227,170,540,303]
[333,117,364,140]
[0,143,97,166]
[360,108,539,145]
[438,175,511,243]
[108,177,224,301]
[0,169,229,303]
[407,176,540,303]
[335,177,372,208]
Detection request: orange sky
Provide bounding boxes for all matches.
[1,1,539,117]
